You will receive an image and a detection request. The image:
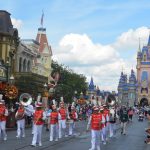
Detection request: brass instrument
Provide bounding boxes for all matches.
[19,93,32,106]
[106,94,116,107]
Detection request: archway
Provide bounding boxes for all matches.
[140,98,148,106]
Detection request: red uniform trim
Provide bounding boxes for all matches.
[0,106,6,121]
[91,113,102,130]
[50,112,58,124]
[34,110,44,125]
[59,108,66,120]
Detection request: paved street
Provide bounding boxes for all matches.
[0,115,150,150]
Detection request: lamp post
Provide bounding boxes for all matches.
[43,83,48,108]
[9,75,15,85]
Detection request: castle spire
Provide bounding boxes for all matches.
[89,77,95,91]
[40,10,44,28]
[138,37,141,52]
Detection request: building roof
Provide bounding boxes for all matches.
[0,10,18,36]
[89,77,95,91]
[36,27,52,55]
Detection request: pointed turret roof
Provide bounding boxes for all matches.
[89,77,95,91]
[36,27,52,55]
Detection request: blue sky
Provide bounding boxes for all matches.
[1,0,150,44]
[1,0,150,90]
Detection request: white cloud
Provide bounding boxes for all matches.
[52,27,149,91]
[11,18,23,29]
[113,26,149,51]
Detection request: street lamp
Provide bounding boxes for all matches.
[44,83,48,89]
[9,75,15,85]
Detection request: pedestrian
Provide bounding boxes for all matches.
[15,103,25,138]
[0,95,8,141]
[87,106,105,150]
[128,107,134,121]
[49,104,59,141]
[119,105,129,135]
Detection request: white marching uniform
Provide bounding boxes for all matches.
[58,107,68,138]
[25,105,46,146]
[49,110,59,141]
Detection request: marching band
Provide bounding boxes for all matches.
[0,92,150,149]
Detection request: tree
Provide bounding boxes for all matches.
[51,60,88,103]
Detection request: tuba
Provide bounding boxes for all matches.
[19,93,32,106]
[106,94,116,107]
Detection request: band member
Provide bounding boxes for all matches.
[87,106,105,150]
[58,99,68,138]
[15,103,25,138]
[109,107,117,138]
[68,105,78,136]
[0,95,8,141]
[49,104,59,141]
[99,106,106,145]
[25,102,46,147]
[103,105,110,139]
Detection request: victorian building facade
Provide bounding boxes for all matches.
[118,70,136,106]
[0,10,19,83]
[136,35,150,106]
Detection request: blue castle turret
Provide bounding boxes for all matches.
[118,70,136,106]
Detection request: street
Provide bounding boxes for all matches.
[0,115,150,150]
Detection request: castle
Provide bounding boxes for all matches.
[136,35,150,106]
[118,70,136,106]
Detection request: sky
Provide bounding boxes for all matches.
[1,0,150,91]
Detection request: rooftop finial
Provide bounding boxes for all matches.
[40,10,44,28]
[138,37,141,52]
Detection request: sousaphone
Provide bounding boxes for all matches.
[19,93,32,106]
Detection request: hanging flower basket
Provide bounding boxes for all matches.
[5,85,18,100]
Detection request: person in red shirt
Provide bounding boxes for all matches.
[15,103,25,138]
[49,104,59,141]
[87,106,105,150]
[58,100,68,138]
[0,96,8,141]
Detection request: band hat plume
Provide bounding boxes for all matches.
[60,97,64,102]
[0,94,3,100]
[37,95,41,102]
[52,99,56,105]
[0,99,5,104]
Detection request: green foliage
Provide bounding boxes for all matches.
[51,60,88,103]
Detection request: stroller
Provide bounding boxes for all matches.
[138,111,144,121]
